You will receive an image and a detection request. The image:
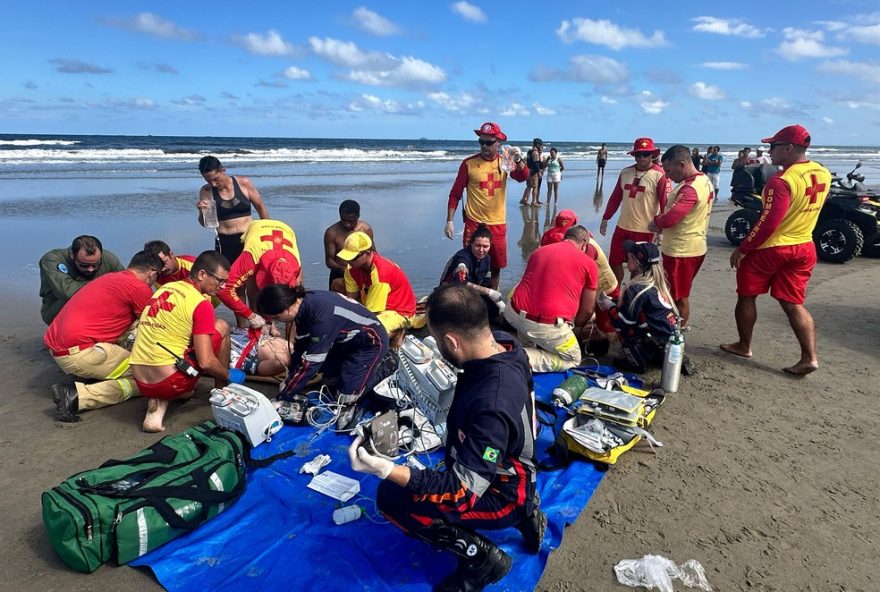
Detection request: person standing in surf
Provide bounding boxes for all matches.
[196,155,270,263]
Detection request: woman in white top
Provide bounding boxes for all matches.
[544,148,564,204]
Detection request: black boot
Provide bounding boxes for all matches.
[51,383,80,422]
[516,508,547,554]
[415,521,512,592]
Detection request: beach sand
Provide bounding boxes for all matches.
[1,203,877,591]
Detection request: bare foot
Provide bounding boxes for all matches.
[142,398,169,433]
[719,343,752,358]
[783,361,818,376]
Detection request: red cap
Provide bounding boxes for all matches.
[761,124,811,148]
[473,122,508,141]
[627,137,661,157]
[555,209,578,229]
[269,257,298,285]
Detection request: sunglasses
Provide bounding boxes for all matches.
[769,142,791,151]
[478,139,498,146]
[633,152,653,158]
[74,258,102,270]
[205,270,228,286]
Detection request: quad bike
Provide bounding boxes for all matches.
[725,162,880,263]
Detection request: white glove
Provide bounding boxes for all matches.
[487,289,503,302]
[597,293,615,312]
[348,435,394,479]
[495,300,506,314]
[247,314,267,329]
[444,221,455,240]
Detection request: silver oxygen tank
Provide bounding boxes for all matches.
[660,327,684,393]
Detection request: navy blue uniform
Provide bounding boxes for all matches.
[279,290,388,403]
[378,331,537,532]
[439,247,492,288]
[613,282,677,371]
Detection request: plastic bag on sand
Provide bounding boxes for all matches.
[614,555,712,592]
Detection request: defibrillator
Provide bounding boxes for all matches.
[209,384,283,447]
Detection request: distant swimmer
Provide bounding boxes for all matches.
[323,199,374,293]
[197,155,269,264]
[721,125,829,376]
[596,142,608,181]
[445,122,530,289]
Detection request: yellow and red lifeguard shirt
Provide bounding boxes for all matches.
[654,172,715,257]
[448,154,529,225]
[589,237,618,296]
[344,253,417,318]
[218,219,301,317]
[130,279,215,366]
[741,161,831,252]
[603,164,670,232]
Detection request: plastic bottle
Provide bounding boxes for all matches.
[552,374,589,406]
[332,505,362,525]
[661,328,684,394]
[202,199,219,233]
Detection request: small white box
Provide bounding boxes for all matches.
[210,384,283,447]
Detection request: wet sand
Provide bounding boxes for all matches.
[1,194,878,590]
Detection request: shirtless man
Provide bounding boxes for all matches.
[324,200,374,293]
[597,143,608,182]
[196,155,270,264]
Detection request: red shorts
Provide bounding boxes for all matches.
[135,332,222,400]
[609,228,655,266]
[662,254,705,300]
[594,285,621,333]
[463,218,507,270]
[736,243,816,304]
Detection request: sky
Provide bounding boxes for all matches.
[3,1,880,144]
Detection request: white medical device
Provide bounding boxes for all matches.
[209,384,283,447]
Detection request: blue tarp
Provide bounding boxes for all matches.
[132,369,617,591]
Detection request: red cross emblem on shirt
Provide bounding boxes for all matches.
[261,230,293,252]
[479,173,500,197]
[147,291,175,317]
[804,174,826,204]
[624,178,646,198]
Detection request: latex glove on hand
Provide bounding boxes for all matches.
[444,221,455,240]
[495,300,506,314]
[487,289,503,302]
[348,435,394,479]
[247,314,267,329]
[597,293,615,312]
[228,368,247,384]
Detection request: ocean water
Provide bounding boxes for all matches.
[3,134,879,317]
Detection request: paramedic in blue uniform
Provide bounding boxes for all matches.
[348,284,545,592]
[256,285,389,429]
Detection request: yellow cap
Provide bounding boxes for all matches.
[337,231,373,261]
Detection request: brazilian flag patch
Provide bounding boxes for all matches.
[482,447,499,462]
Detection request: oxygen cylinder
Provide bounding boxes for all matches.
[552,374,589,406]
[661,328,684,393]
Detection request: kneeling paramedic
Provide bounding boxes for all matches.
[348,284,545,592]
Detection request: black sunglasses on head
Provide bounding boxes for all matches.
[478,139,498,146]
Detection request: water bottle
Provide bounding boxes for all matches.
[332,505,362,525]
[552,374,589,406]
[661,328,684,394]
[202,199,219,233]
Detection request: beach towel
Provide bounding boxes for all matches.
[131,369,613,591]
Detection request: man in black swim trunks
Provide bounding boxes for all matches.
[323,199,374,293]
[597,143,608,182]
[197,155,270,263]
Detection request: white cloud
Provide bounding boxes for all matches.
[353,7,400,36]
[348,93,424,114]
[817,20,847,32]
[452,2,487,23]
[691,17,764,38]
[823,116,835,123]
[556,18,666,50]
[533,102,556,116]
[428,91,477,112]
[570,55,629,84]
[106,12,198,41]
[689,82,725,100]
[638,91,668,114]
[777,28,847,61]
[282,66,312,80]
[171,95,206,106]
[848,23,880,45]
[816,60,880,85]
[741,97,806,117]
[310,37,386,67]
[600,96,618,105]
[310,37,445,87]
[236,30,297,56]
[701,61,748,70]
[500,102,530,116]
[740,101,752,108]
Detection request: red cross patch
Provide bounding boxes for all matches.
[261,230,293,251]
[804,174,826,204]
[479,173,500,197]
[624,178,646,198]
[147,291,175,317]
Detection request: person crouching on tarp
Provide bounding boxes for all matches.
[598,240,678,373]
[256,284,389,430]
[348,284,546,592]
[438,223,505,319]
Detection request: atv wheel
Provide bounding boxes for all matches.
[814,219,864,263]
[725,209,759,246]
